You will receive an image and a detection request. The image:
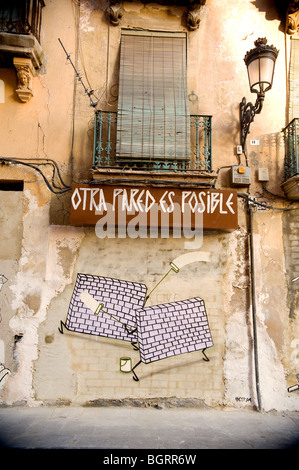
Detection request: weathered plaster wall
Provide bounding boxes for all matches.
[33,227,228,406]
[0,179,51,404]
[283,209,299,394]
[224,206,299,411]
[1,217,85,405]
[32,202,299,411]
[0,190,23,380]
[0,0,76,170]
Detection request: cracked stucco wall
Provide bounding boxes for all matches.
[0,189,24,391]
[1,185,51,404]
[253,209,298,411]
[223,207,299,411]
[1,191,85,404]
[283,209,299,396]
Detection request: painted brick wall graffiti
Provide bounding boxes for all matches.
[59,272,213,381]
[136,298,213,364]
[61,273,147,342]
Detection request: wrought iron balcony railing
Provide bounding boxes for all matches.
[0,0,45,43]
[284,118,299,180]
[93,111,212,172]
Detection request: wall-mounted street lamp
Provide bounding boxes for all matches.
[240,38,279,152]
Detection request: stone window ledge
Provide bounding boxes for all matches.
[90,167,217,188]
[0,32,45,70]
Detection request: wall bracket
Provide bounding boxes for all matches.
[13,57,34,103]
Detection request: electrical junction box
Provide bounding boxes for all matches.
[258,168,269,182]
[231,165,251,186]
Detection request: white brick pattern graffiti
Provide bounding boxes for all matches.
[63,275,213,367]
[65,273,147,342]
[136,298,213,364]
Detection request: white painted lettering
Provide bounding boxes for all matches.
[159,191,169,213]
[71,187,81,210]
[145,190,156,213]
[226,192,235,214]
[112,188,123,211]
[89,188,99,211]
[182,191,191,213]
[197,192,205,213]
[211,192,220,213]
[136,189,145,212]
[167,191,175,213]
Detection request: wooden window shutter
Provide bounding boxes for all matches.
[116,30,190,161]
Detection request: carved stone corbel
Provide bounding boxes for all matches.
[108,1,123,26]
[13,57,34,103]
[286,0,299,35]
[187,0,206,31]
[108,0,206,31]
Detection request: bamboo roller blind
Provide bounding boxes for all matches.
[116,30,190,160]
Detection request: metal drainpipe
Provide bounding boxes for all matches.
[248,202,262,412]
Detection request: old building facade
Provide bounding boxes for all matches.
[0,0,299,411]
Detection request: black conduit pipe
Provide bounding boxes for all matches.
[248,202,262,412]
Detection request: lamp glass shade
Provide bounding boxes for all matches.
[247,56,276,94]
[244,38,278,95]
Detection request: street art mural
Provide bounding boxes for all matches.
[59,274,147,346]
[132,297,212,380]
[288,374,299,393]
[0,363,10,385]
[58,258,213,381]
[0,274,8,293]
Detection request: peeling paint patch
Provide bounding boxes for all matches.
[80,0,96,32]
[45,226,85,284]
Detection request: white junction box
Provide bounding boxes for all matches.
[258,168,269,182]
[231,165,251,186]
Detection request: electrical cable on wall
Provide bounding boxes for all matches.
[213,166,299,211]
[237,192,299,211]
[3,156,298,207]
[0,157,72,194]
[12,156,70,189]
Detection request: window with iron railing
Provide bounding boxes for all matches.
[93,29,212,172]
[93,111,212,171]
[0,0,45,44]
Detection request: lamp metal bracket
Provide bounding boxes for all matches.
[240,93,264,151]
